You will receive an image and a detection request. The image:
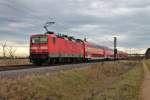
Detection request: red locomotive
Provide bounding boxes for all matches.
[30,31,128,65]
[30,32,84,65]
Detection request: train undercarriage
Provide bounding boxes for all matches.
[30,53,85,65]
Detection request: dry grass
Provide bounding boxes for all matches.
[93,61,144,100]
[144,60,150,71]
[0,61,143,100]
[0,59,30,66]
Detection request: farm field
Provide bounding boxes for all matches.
[144,60,150,71]
[0,59,30,66]
[0,61,144,100]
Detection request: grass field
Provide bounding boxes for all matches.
[0,61,144,100]
[144,60,150,71]
[93,61,144,100]
[0,59,30,66]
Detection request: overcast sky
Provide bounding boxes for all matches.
[0,0,150,54]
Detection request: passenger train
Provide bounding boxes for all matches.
[29,31,128,65]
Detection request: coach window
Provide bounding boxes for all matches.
[52,37,56,44]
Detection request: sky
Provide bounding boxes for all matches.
[0,0,150,56]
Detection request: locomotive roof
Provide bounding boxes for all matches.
[55,33,84,42]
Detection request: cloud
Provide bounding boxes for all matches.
[0,0,150,55]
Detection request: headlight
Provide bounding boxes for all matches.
[40,46,48,49]
[31,46,38,49]
[30,46,48,50]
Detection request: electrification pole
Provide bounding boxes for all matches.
[114,36,117,60]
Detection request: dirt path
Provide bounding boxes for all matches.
[141,62,150,100]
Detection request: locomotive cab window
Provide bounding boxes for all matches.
[32,36,48,44]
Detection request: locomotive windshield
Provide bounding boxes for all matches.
[31,36,48,44]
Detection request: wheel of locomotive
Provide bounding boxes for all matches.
[52,58,56,64]
[34,62,42,66]
[67,58,71,63]
[49,58,54,64]
[48,58,52,65]
[58,58,62,63]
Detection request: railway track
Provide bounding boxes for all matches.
[0,64,33,71]
[0,60,129,79]
[0,59,107,72]
[0,62,85,71]
[0,62,99,79]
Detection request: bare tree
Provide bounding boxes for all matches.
[1,41,7,58]
[7,46,17,58]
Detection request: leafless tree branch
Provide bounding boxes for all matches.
[7,46,17,58]
[1,41,7,58]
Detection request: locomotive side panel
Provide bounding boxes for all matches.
[48,35,84,59]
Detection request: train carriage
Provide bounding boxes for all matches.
[117,51,128,59]
[104,48,114,60]
[84,42,105,60]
